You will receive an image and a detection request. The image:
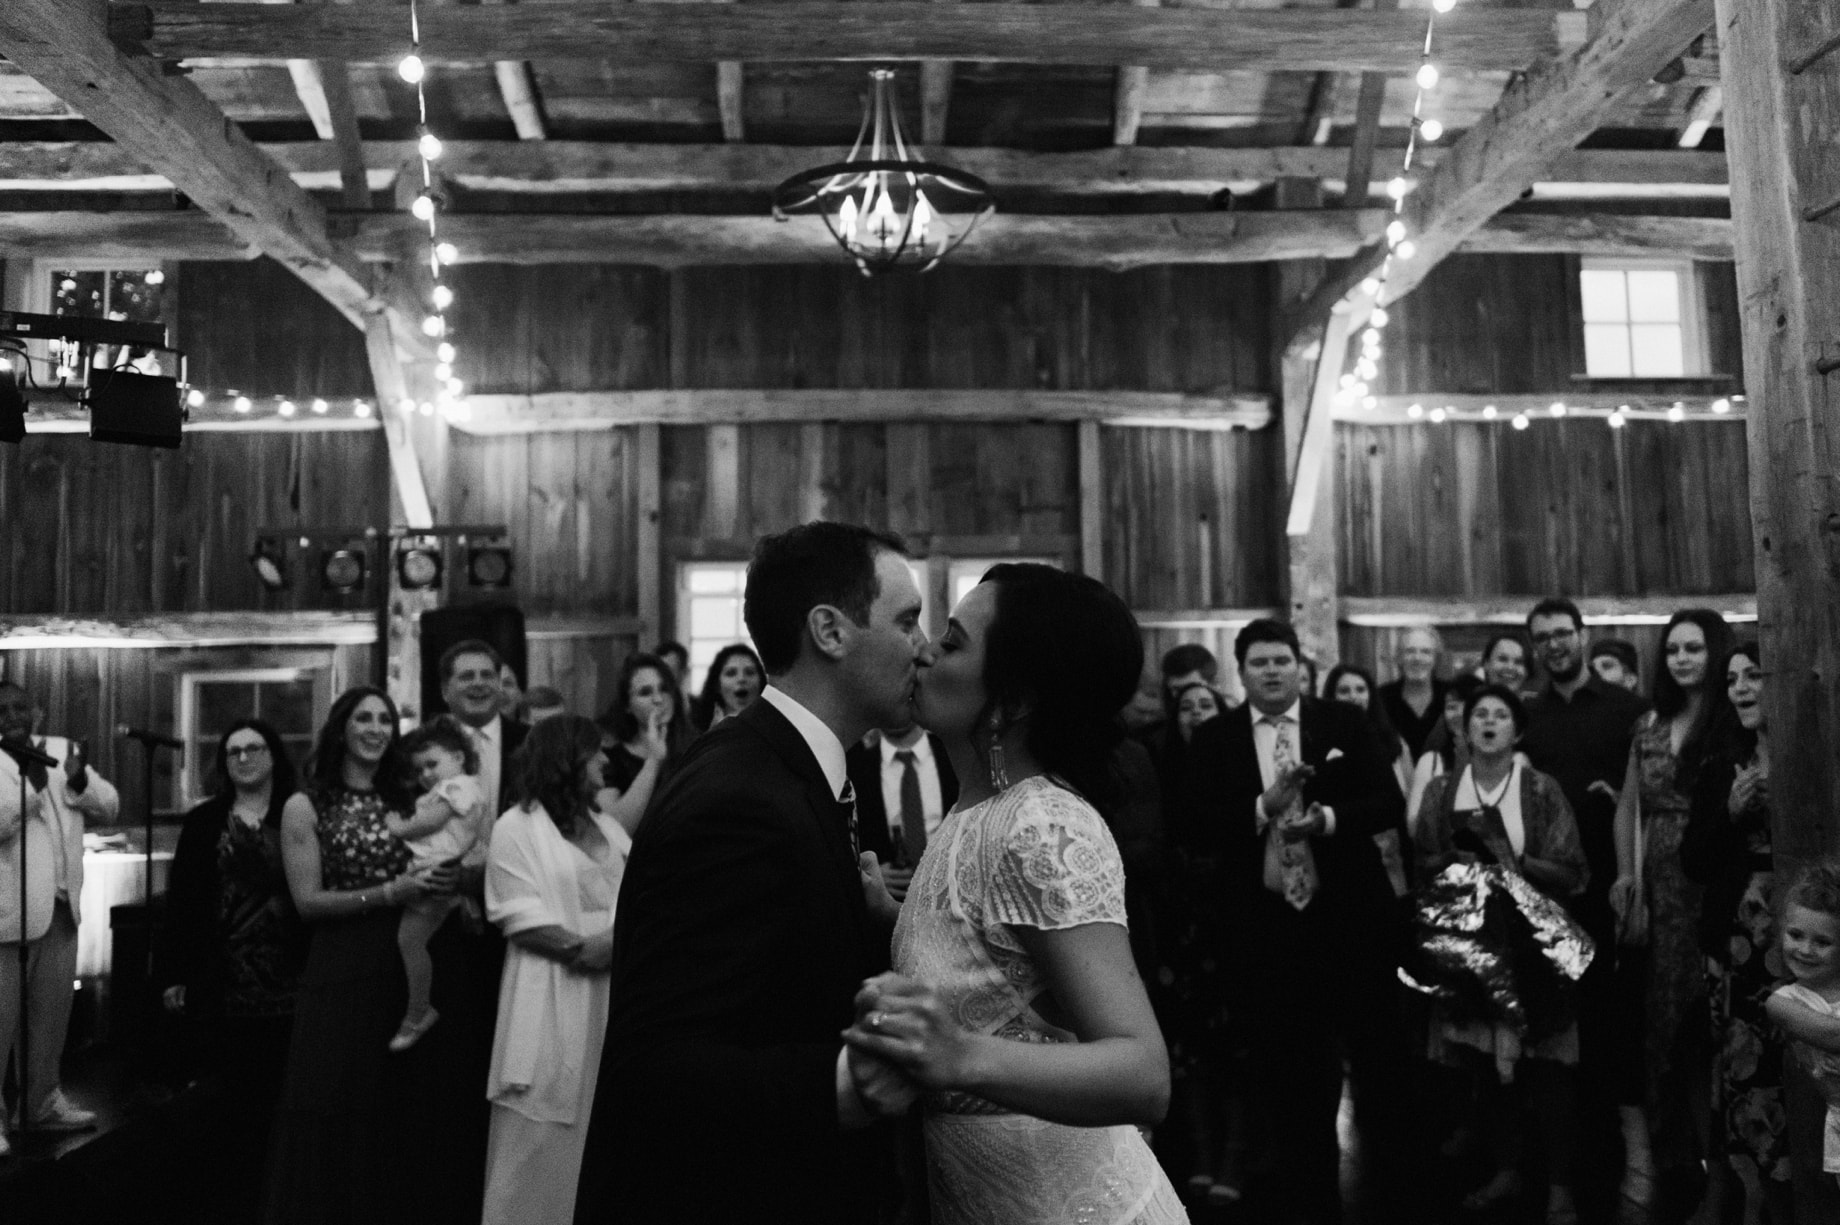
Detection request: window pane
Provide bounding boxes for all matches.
[690,596,739,640]
[1583,324,1633,377]
[256,679,317,735]
[197,682,255,738]
[1629,324,1685,377]
[1625,270,1681,323]
[1579,269,1628,323]
[51,270,106,319]
[688,567,739,594]
[108,270,166,324]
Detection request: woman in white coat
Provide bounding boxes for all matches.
[482,714,633,1225]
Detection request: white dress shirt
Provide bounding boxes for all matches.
[1249,701,1335,835]
[877,734,946,843]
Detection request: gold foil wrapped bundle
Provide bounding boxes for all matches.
[1399,863,1595,1044]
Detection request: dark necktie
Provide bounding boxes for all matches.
[838,780,861,858]
[895,749,926,865]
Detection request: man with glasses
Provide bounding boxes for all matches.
[1516,598,1649,1202]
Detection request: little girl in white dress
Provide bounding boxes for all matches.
[387,715,487,1052]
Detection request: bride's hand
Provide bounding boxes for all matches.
[843,973,975,1094]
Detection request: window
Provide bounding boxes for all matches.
[677,563,753,694]
[24,265,173,384]
[176,668,326,809]
[1579,261,1705,378]
[943,557,1059,613]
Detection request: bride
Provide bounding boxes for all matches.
[847,563,1187,1225]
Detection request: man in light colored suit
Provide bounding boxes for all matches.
[0,680,119,1152]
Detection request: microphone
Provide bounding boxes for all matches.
[118,724,183,750]
[0,737,59,769]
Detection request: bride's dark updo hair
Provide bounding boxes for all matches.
[976,564,1144,815]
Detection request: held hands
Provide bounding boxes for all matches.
[1259,763,1314,825]
[843,973,974,1097]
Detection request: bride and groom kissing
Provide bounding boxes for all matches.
[574,521,1185,1225]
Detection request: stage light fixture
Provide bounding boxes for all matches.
[396,540,445,591]
[250,536,290,591]
[466,544,514,589]
[87,368,185,449]
[320,545,369,595]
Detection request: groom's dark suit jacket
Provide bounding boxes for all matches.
[575,697,887,1225]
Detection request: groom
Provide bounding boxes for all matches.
[575,522,927,1225]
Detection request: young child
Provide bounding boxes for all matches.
[386,715,487,1053]
[1766,861,1840,1183]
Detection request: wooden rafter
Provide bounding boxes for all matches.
[0,141,1732,197]
[1286,0,1717,347]
[110,3,1582,72]
[1112,0,1159,147]
[0,208,1733,265]
[0,0,431,358]
[477,0,546,140]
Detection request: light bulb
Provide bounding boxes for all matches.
[1361,395,1378,411]
[1371,308,1390,329]
[419,132,443,161]
[353,400,373,418]
[310,398,329,414]
[186,388,206,408]
[446,377,464,397]
[1416,63,1440,91]
[398,55,425,84]
[1482,405,1498,420]
[1387,177,1408,200]
[432,284,454,310]
[1335,388,1357,409]
[1433,0,1457,11]
[434,362,453,382]
[435,242,459,266]
[1711,397,1731,414]
[1407,403,1424,420]
[1350,380,1369,398]
[398,398,418,417]
[1419,119,1444,143]
[1386,219,1407,246]
[1548,401,1567,418]
[1511,413,1531,431]
[1428,406,1448,423]
[422,315,444,337]
[1396,240,1418,260]
[1340,373,1357,390]
[411,194,437,222]
[233,395,252,413]
[1607,410,1626,429]
[1359,277,1381,297]
[1355,358,1378,380]
[144,269,165,286]
[419,401,435,417]
[277,399,297,417]
[436,342,456,364]
[1667,404,1686,423]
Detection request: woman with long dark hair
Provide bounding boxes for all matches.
[1608,608,1734,1214]
[482,714,631,1225]
[595,651,692,831]
[157,718,303,1219]
[691,642,764,732]
[847,563,1185,1223]
[264,687,454,1224]
[1683,643,1792,1223]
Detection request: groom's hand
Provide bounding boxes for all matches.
[859,853,902,926]
[846,1045,920,1119]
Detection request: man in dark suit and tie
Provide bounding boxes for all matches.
[576,522,926,1225]
[847,723,958,903]
[1183,619,1408,1224]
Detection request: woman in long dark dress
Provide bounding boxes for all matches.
[157,718,303,1219]
[264,687,454,1225]
[1683,643,1793,1225]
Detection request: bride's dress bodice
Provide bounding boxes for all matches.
[891,776,1187,1225]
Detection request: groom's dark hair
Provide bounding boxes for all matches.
[745,522,907,675]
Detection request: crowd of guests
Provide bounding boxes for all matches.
[11,574,1840,1225]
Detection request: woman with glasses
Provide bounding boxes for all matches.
[157,719,305,1220]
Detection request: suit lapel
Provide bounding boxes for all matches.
[736,702,867,924]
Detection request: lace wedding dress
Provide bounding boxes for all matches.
[891,776,1189,1225]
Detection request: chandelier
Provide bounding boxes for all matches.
[772,68,995,275]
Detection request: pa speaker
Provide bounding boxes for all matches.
[420,604,527,719]
[88,369,184,449]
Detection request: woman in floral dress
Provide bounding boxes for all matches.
[847,564,1187,1225]
[264,687,457,1225]
[1685,643,1791,1225]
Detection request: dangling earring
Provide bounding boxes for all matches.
[987,713,1010,792]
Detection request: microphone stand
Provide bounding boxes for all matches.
[116,734,178,979]
[2,736,59,1139]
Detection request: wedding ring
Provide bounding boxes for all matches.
[868,1010,886,1032]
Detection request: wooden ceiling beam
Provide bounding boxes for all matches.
[477,0,548,140]
[1288,0,1717,345]
[110,2,1582,73]
[0,208,1733,264]
[0,140,1731,196]
[0,0,431,358]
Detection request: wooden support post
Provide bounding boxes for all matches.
[478,0,548,139]
[1077,419,1104,580]
[1716,0,1840,865]
[1112,0,1159,146]
[635,422,662,642]
[920,61,954,147]
[798,422,827,523]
